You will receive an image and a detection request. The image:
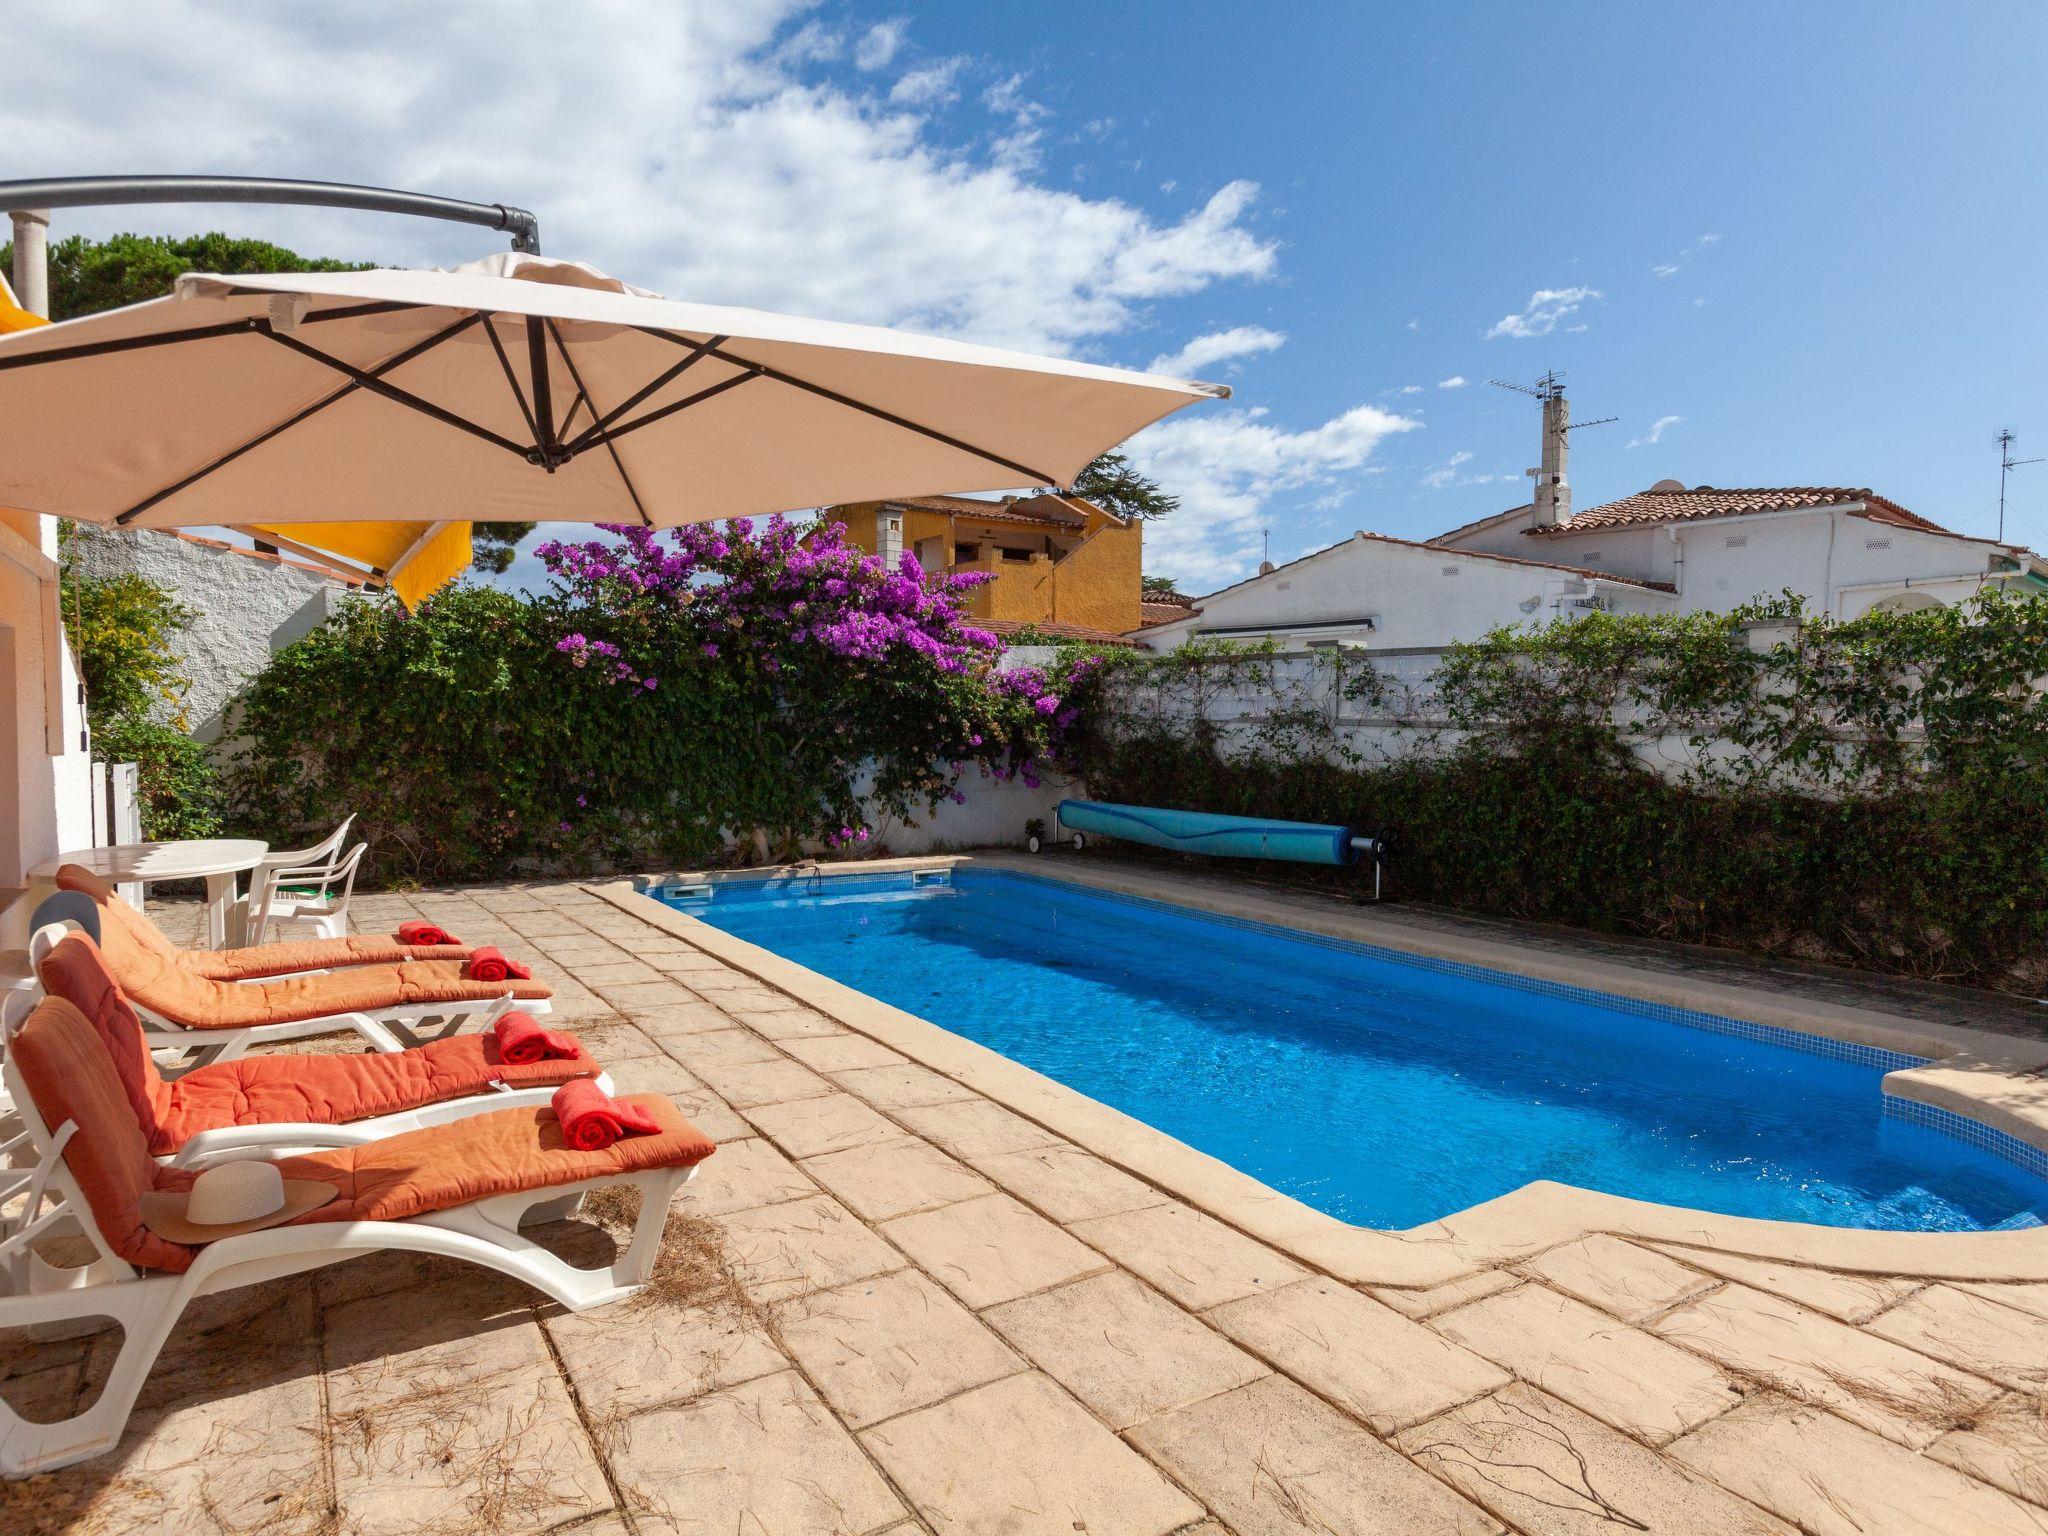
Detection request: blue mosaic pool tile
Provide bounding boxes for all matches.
[1884,1097,2048,1184]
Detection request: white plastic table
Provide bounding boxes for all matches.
[29,839,269,949]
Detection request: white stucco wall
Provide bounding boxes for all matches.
[2,511,95,930]
[1141,532,1669,653]
[63,527,360,743]
[1658,513,2003,617]
[861,770,1068,855]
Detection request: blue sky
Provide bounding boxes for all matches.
[11,3,2047,592]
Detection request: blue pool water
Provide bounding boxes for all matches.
[666,869,2048,1232]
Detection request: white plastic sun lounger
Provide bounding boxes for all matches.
[0,996,707,1479]
[0,988,617,1170]
[27,922,553,1069]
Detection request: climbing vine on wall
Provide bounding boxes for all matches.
[1078,590,2048,992]
[58,554,224,839]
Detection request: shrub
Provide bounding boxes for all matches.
[59,561,224,839]
[226,520,1108,882]
[1080,592,2048,993]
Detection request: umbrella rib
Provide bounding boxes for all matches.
[0,301,418,374]
[571,368,764,456]
[481,313,543,447]
[634,328,1058,486]
[562,334,726,456]
[261,328,533,460]
[112,313,484,526]
[545,319,653,526]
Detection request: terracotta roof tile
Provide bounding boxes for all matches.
[978,618,1141,648]
[1529,485,1944,537]
[1137,597,1198,627]
[828,493,1094,530]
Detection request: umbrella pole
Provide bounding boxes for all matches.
[525,318,560,469]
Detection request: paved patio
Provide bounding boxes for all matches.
[6,878,2048,1535]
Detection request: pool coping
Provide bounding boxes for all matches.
[593,856,2048,1290]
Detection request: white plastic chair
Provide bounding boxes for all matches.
[244,840,367,946]
[231,817,353,946]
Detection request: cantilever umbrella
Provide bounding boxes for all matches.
[0,253,1227,585]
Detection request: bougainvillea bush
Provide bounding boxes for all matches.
[227,518,1106,882]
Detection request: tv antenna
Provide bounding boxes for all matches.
[1487,371,1617,433]
[1997,429,2042,543]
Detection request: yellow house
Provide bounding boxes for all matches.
[824,492,1142,643]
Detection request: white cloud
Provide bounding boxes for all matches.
[1438,375,1467,389]
[0,3,1276,357]
[1486,286,1602,339]
[1124,404,1419,587]
[890,57,963,106]
[1652,233,1720,279]
[1421,450,1510,491]
[853,19,907,71]
[1148,325,1287,377]
[1404,318,1421,331]
[1422,451,1475,489]
[1628,414,1683,448]
[1396,384,1423,395]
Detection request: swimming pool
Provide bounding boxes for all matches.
[660,868,2048,1233]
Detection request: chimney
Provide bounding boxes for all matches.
[875,504,904,565]
[1531,388,1571,526]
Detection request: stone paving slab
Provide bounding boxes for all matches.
[1208,1278,1510,1435]
[1436,1281,1744,1444]
[1129,1373,1503,1535]
[983,1270,1269,1430]
[861,1371,1202,1536]
[1395,1382,1795,1535]
[18,880,2047,1536]
[1651,1282,2003,1450]
[1669,1394,2048,1536]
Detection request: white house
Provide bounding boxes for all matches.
[1131,529,1673,652]
[1431,481,2045,620]
[1138,380,2048,651]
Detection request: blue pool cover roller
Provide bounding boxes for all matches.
[1057,799,1359,866]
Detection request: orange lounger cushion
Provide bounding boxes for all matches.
[46,877,550,1030]
[184,937,474,980]
[8,995,714,1277]
[37,932,594,1156]
[54,864,478,979]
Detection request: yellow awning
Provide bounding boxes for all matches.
[242,519,474,609]
[0,273,47,333]
[6,273,471,604]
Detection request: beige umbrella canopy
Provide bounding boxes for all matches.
[0,253,1226,534]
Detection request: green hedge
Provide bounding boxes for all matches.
[225,572,1090,885]
[1075,595,2048,993]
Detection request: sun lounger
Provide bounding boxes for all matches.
[57,863,478,979]
[24,933,608,1167]
[0,991,715,1477]
[30,912,554,1068]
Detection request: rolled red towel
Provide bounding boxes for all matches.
[396,919,462,946]
[494,1010,582,1065]
[464,946,532,982]
[552,1079,662,1151]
